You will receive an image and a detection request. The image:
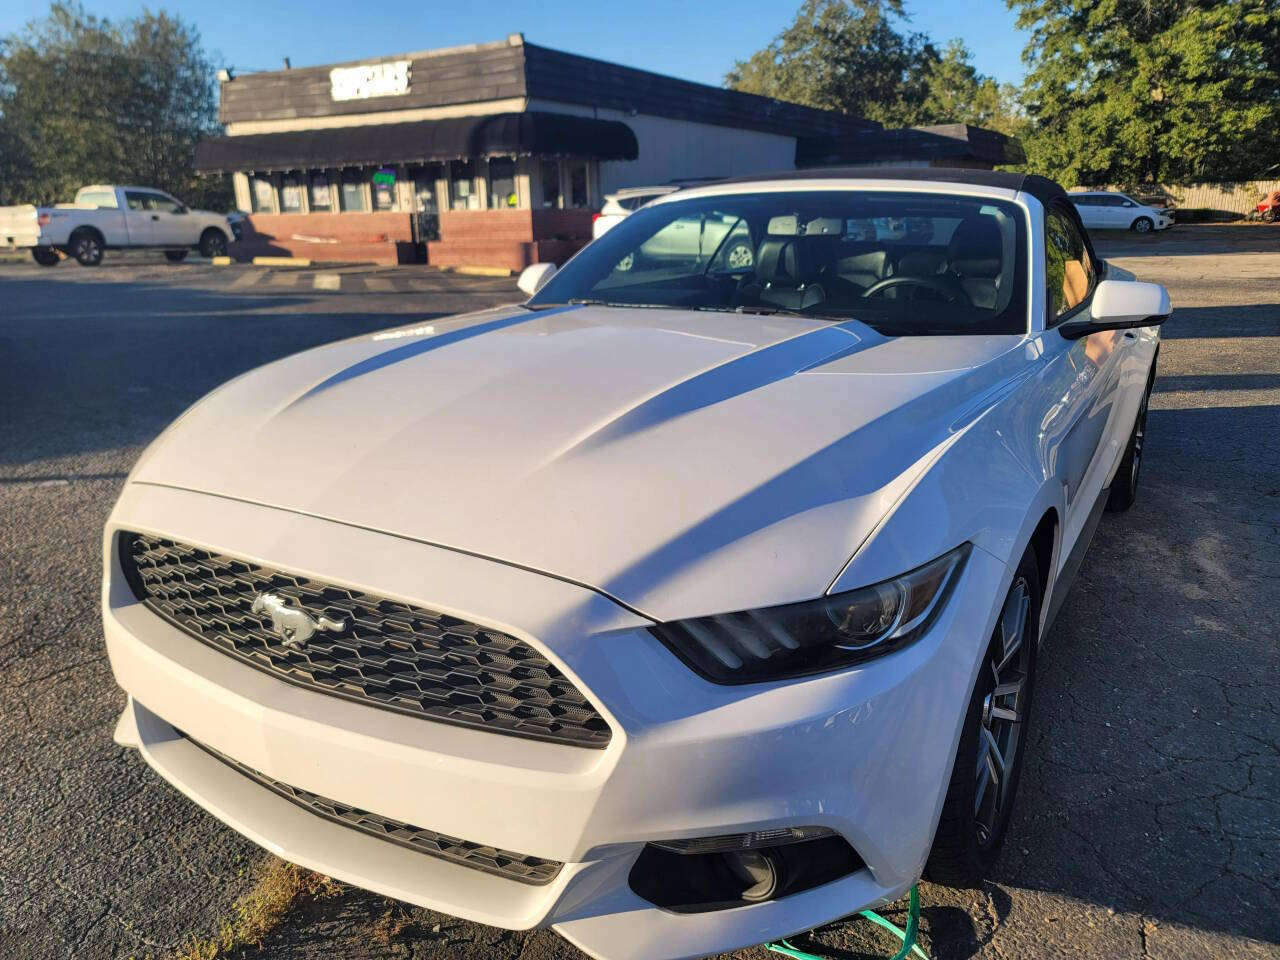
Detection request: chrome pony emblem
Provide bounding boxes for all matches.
[251,592,345,648]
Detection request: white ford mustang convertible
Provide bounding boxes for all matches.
[103,169,1170,960]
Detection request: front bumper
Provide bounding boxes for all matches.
[103,482,1008,960]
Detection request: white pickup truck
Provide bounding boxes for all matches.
[0,184,238,266]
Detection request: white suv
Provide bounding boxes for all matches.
[592,186,680,239]
[1069,191,1173,233]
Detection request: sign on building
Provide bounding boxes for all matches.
[329,60,412,102]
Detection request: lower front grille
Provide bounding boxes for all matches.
[187,735,563,885]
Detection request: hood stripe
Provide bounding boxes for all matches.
[298,304,581,402]
[566,322,877,455]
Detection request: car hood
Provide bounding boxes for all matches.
[132,304,1030,621]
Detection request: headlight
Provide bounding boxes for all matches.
[651,544,969,684]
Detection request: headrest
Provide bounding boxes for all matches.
[756,238,818,287]
[948,215,1005,279]
[766,215,798,236]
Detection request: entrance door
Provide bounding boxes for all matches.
[411,164,441,241]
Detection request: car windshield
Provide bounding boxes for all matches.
[529,190,1029,335]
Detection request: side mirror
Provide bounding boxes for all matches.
[1059,279,1171,339]
[517,262,557,297]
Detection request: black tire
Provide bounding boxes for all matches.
[1131,216,1154,234]
[926,548,1041,887]
[69,229,105,266]
[1105,367,1155,512]
[31,247,60,267]
[199,229,228,258]
[164,250,189,262]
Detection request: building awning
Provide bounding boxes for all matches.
[195,111,639,173]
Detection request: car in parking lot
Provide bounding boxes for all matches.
[1069,190,1173,233]
[103,168,1169,960]
[591,185,681,239]
[0,184,236,266]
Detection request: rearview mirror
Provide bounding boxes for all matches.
[1058,279,1171,340]
[517,262,557,297]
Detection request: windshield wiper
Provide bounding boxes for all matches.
[694,304,843,322]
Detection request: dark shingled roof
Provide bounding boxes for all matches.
[215,37,880,140]
[797,124,1025,170]
[714,167,1069,205]
[194,111,638,173]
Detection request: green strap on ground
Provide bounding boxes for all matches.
[765,884,929,960]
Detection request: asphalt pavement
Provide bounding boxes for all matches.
[1,228,1277,960]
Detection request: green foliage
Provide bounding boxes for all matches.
[0,2,230,209]
[725,0,1025,132]
[925,40,1028,137]
[1011,0,1280,184]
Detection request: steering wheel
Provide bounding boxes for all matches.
[861,275,969,304]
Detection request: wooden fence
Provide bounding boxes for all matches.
[1089,180,1280,216]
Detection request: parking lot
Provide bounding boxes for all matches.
[1,226,1277,960]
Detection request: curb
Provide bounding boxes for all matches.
[251,256,312,267]
[439,265,514,277]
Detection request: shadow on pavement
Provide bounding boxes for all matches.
[0,275,459,467]
[999,398,1280,946]
[1158,303,1280,340]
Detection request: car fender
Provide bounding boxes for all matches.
[830,368,1065,600]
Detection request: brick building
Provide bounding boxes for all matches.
[195,34,1020,269]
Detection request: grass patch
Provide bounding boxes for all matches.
[173,858,341,960]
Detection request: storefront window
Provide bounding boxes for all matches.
[488,157,517,209]
[280,174,303,213]
[449,160,477,210]
[568,161,589,208]
[340,170,367,212]
[540,160,561,209]
[309,172,332,211]
[250,175,274,213]
[372,168,397,211]
[411,165,440,214]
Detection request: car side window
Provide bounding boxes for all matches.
[1045,206,1096,321]
[125,191,149,211]
[148,193,182,213]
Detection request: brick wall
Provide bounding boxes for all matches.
[233,208,594,269]
[235,212,416,264]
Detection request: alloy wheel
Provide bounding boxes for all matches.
[974,577,1032,846]
[726,243,754,269]
[76,237,101,263]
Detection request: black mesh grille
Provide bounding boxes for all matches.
[187,734,562,885]
[120,533,611,748]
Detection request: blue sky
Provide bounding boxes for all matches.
[0,0,1029,88]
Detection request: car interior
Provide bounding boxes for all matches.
[556,192,1029,335]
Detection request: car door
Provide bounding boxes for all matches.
[1035,203,1134,553]
[122,190,156,246]
[144,192,195,246]
[1071,196,1100,230]
[1104,194,1134,228]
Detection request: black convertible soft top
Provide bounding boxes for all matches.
[715,167,1068,206]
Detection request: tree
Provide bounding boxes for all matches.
[725,0,1025,131]
[725,0,938,126]
[0,2,230,208]
[925,40,1027,137]
[1011,0,1280,185]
